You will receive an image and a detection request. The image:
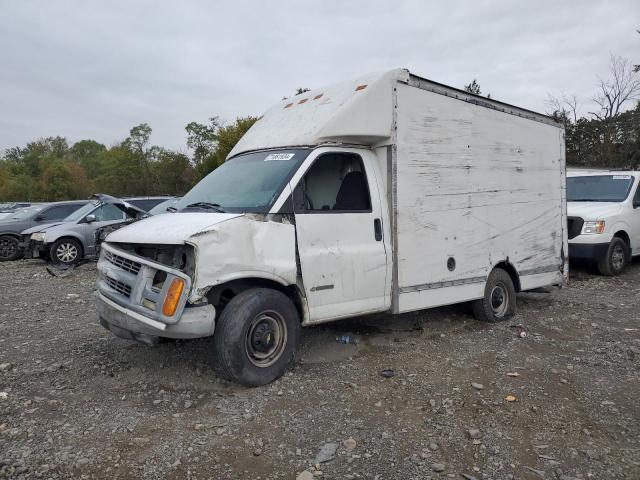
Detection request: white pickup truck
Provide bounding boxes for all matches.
[567,169,640,275]
[95,69,567,386]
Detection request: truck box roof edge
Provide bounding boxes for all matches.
[228,68,562,159]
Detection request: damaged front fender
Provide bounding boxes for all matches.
[186,214,298,303]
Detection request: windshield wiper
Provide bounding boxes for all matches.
[185,202,226,213]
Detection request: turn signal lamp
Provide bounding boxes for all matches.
[162,278,185,316]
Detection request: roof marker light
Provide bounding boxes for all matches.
[298,98,308,104]
[284,103,293,109]
[314,93,323,100]
[355,84,367,91]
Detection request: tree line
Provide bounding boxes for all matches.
[0,117,257,202]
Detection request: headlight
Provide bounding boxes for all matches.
[581,220,605,234]
[30,232,46,242]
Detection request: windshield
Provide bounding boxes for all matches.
[567,175,635,202]
[175,149,310,213]
[7,205,47,220]
[64,200,99,221]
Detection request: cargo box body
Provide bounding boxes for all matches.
[389,75,566,313]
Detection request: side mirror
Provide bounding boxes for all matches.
[34,215,44,221]
[85,214,96,223]
[634,199,640,209]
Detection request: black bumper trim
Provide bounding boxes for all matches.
[568,242,609,260]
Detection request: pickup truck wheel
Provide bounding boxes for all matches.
[472,268,516,322]
[597,237,628,276]
[213,288,301,387]
[0,235,20,261]
[50,238,82,265]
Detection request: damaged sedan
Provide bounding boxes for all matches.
[22,194,148,265]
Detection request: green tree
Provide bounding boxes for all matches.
[153,150,195,195]
[39,159,92,200]
[70,139,106,178]
[125,123,152,153]
[197,116,258,179]
[186,117,219,168]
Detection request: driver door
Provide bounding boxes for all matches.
[292,150,389,322]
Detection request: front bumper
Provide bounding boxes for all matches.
[568,242,609,260]
[22,239,47,259]
[96,291,216,341]
[95,242,215,342]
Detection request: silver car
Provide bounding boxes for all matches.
[22,195,148,265]
[0,201,88,261]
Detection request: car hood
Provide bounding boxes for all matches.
[94,193,148,218]
[21,222,65,235]
[567,202,624,220]
[105,212,244,245]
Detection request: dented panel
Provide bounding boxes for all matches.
[186,214,297,303]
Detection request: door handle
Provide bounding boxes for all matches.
[374,218,383,241]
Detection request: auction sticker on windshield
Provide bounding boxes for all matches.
[264,153,295,161]
[613,175,632,180]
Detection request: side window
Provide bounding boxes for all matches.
[93,204,125,222]
[39,205,75,221]
[634,181,640,205]
[295,153,371,213]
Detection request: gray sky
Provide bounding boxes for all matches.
[1,0,638,153]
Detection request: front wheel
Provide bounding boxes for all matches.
[597,237,628,276]
[50,238,82,265]
[213,288,301,387]
[0,235,21,261]
[472,268,516,322]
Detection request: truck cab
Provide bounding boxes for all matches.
[96,146,390,385]
[567,170,640,275]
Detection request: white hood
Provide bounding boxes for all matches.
[567,202,624,220]
[105,212,243,245]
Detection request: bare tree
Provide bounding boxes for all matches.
[547,93,579,123]
[591,54,640,120]
[634,30,639,73]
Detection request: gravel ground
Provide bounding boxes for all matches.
[0,259,639,479]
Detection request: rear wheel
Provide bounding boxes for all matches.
[0,235,21,261]
[50,238,82,265]
[472,268,516,322]
[597,237,628,276]
[213,288,301,387]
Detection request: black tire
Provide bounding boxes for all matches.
[597,237,628,276]
[49,238,83,265]
[472,268,517,322]
[0,235,21,261]
[213,288,301,387]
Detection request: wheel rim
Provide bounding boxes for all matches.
[245,310,287,368]
[0,238,17,259]
[56,243,78,263]
[611,244,625,271]
[490,283,509,317]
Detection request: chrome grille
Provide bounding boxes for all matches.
[105,250,141,274]
[104,275,132,297]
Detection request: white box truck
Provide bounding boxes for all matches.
[95,68,567,386]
